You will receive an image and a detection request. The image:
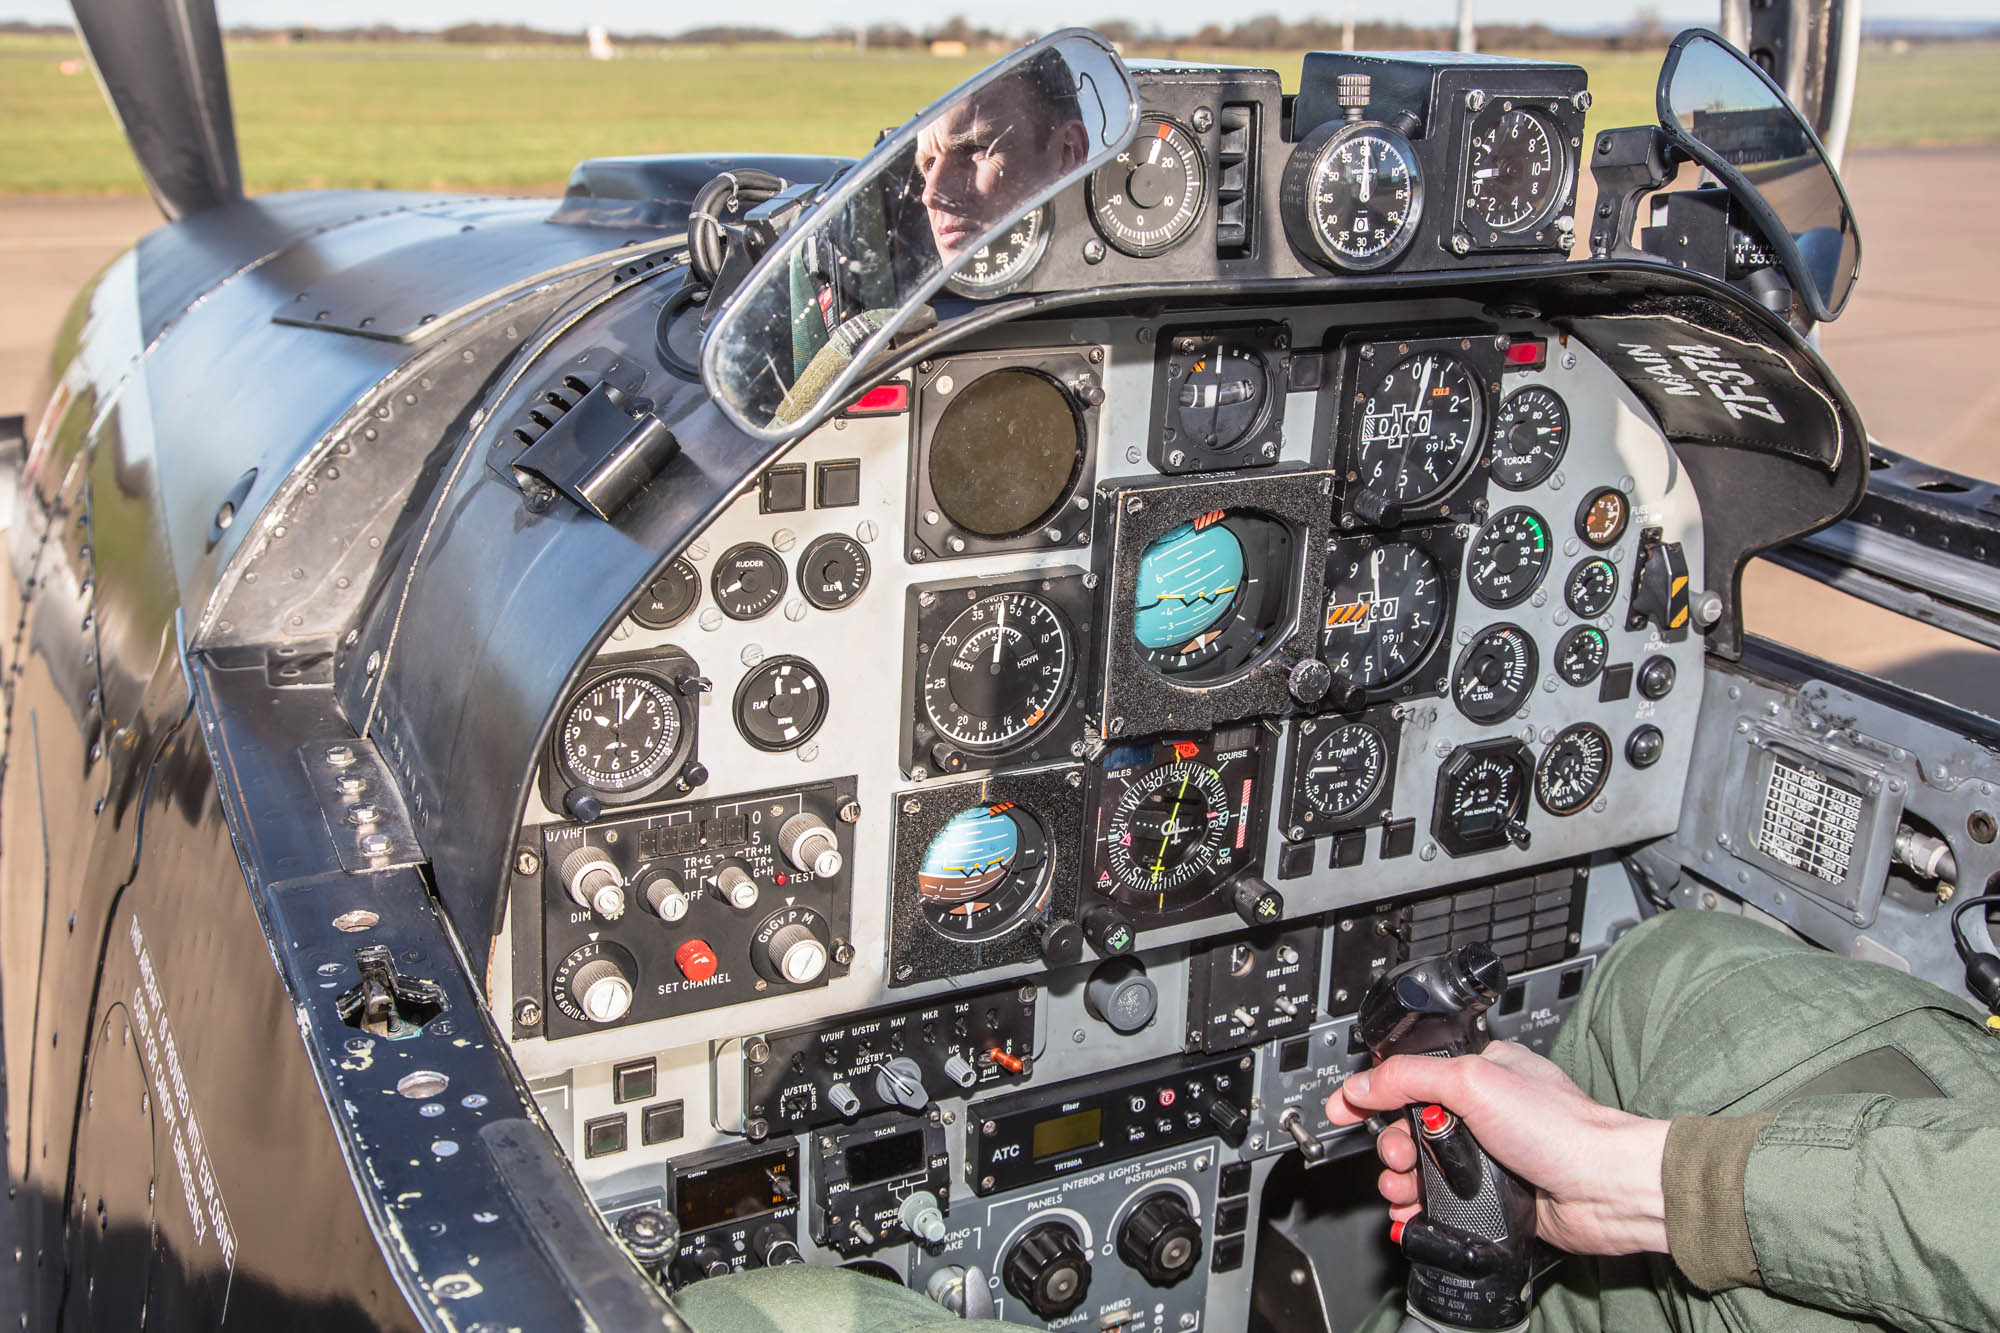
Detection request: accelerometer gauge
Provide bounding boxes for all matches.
[944,204,1049,298]
[1292,720,1388,823]
[1453,624,1537,723]
[1282,120,1423,271]
[1433,740,1532,857]
[1466,507,1552,608]
[917,805,1051,941]
[1536,723,1611,815]
[1577,487,1629,549]
[712,542,788,620]
[1554,624,1609,686]
[559,671,684,795]
[1489,386,1570,490]
[1171,342,1272,454]
[734,656,828,752]
[1132,512,1292,682]
[1565,557,1619,619]
[1088,117,1208,258]
[921,591,1074,753]
[1091,730,1265,920]
[632,557,700,630]
[1462,107,1567,236]
[798,533,871,611]
[1353,351,1482,510]
[1321,537,1446,690]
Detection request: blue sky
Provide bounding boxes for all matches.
[3,1,1996,36]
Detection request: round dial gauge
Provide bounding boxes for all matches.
[918,805,1050,941]
[1453,624,1538,723]
[632,557,700,630]
[559,672,684,795]
[1321,537,1446,689]
[1554,624,1610,686]
[1132,512,1292,681]
[1089,117,1208,258]
[1537,723,1612,815]
[798,533,871,611]
[1577,488,1629,548]
[733,657,827,752]
[922,591,1074,753]
[1467,507,1553,608]
[1296,721,1388,822]
[1354,351,1483,509]
[711,543,788,620]
[944,204,1049,298]
[1285,121,1423,271]
[1565,557,1619,618]
[1489,386,1570,490]
[1171,343,1272,453]
[1463,108,1566,235]
[1093,732,1264,919]
[1437,744,1531,854]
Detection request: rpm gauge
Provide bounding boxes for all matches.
[558,671,686,797]
[1089,117,1208,258]
[1453,624,1537,723]
[1282,121,1423,271]
[1466,507,1552,608]
[918,805,1052,941]
[944,204,1049,298]
[1463,107,1567,236]
[1321,536,1447,690]
[921,591,1075,754]
[1536,723,1612,815]
[1091,729,1265,921]
[1489,386,1570,490]
[1353,351,1482,510]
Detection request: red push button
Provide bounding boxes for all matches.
[674,938,719,983]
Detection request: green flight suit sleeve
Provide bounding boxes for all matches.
[1734,1091,2000,1333]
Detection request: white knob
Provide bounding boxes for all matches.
[569,958,633,1023]
[765,923,828,984]
[717,864,759,910]
[645,875,690,922]
[779,813,844,878]
[561,847,627,920]
[899,1190,947,1244]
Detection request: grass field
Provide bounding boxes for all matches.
[1,33,1993,196]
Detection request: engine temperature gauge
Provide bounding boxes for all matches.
[1090,729,1266,922]
[1453,624,1537,723]
[1089,117,1208,258]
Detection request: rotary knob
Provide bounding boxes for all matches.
[614,1206,677,1278]
[779,812,844,877]
[758,922,828,985]
[560,846,626,920]
[637,866,689,922]
[715,861,760,910]
[566,956,634,1024]
[874,1056,929,1111]
[1003,1222,1092,1320]
[1117,1192,1203,1287]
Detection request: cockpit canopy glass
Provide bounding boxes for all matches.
[1659,30,1861,320]
[702,30,1140,442]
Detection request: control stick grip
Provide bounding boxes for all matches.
[1356,945,1537,1332]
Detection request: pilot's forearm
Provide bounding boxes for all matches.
[1661,1112,1774,1290]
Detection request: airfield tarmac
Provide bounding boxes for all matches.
[4,147,1999,712]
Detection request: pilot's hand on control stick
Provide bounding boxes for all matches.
[1325,1040,1671,1258]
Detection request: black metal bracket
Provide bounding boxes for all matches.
[335,943,445,1037]
[1587,125,1682,260]
[512,380,679,520]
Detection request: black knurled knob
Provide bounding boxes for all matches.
[1116,1192,1204,1286]
[1003,1223,1093,1320]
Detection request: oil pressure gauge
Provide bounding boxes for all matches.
[1089,117,1208,258]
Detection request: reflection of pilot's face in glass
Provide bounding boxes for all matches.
[915,71,1089,258]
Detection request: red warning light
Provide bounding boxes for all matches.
[1504,338,1547,369]
[845,382,910,416]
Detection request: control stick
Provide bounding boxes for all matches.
[1355,944,1537,1333]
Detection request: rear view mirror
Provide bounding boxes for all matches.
[1658,30,1861,321]
[702,30,1140,442]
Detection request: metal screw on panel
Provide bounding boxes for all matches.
[838,800,862,823]
[1451,234,1472,255]
[360,833,392,858]
[1083,240,1106,264]
[833,942,854,965]
[326,745,357,768]
[1072,1028,1087,1043]
[903,798,921,814]
[1168,450,1186,468]
[745,1038,772,1064]
[1571,90,1593,111]
[515,999,543,1028]
[981,1175,997,1191]
[1467,89,1488,110]
[983,1120,998,1136]
[516,849,541,876]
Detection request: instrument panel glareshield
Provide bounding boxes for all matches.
[888,765,1086,986]
[1092,469,1330,739]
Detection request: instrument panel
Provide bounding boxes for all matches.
[496,52,1708,1332]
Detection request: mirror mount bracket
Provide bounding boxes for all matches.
[700,185,822,327]
[1587,126,1683,260]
